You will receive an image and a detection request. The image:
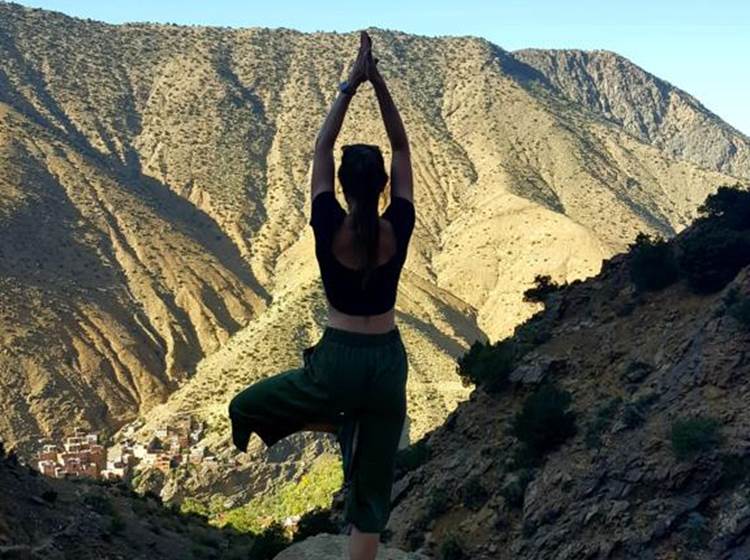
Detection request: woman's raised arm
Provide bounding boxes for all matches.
[310,32,370,202]
[367,47,413,203]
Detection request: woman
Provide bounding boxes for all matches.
[228,31,415,560]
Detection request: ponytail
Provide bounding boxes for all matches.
[351,192,381,290]
[338,144,389,291]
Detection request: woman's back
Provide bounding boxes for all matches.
[332,216,397,270]
[309,192,415,330]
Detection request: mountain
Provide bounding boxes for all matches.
[512,49,750,180]
[1,0,749,516]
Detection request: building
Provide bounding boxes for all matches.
[34,427,106,479]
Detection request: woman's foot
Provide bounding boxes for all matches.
[349,525,379,560]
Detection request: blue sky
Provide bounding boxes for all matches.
[17,0,750,135]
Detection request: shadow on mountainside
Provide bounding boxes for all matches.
[378,186,750,558]
[0,38,270,303]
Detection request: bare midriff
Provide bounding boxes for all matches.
[326,303,396,334]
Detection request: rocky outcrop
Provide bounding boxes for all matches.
[274,534,426,560]
[383,228,750,559]
[513,49,750,179]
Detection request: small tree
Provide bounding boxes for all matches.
[628,233,679,292]
[523,275,563,303]
[697,185,750,230]
[456,339,516,393]
[670,417,723,461]
[394,439,431,474]
[511,385,577,465]
[679,227,750,294]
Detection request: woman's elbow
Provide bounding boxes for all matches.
[314,135,333,153]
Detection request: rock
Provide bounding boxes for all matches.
[510,358,567,384]
[621,361,653,383]
[273,534,427,559]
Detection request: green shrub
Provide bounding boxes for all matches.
[194,531,221,549]
[500,469,534,509]
[717,453,750,490]
[511,385,577,465]
[628,233,679,292]
[109,513,126,534]
[681,511,710,550]
[584,397,622,449]
[249,522,289,559]
[293,508,338,541]
[84,494,115,516]
[395,439,431,474]
[460,476,489,511]
[456,339,516,393]
[697,185,750,230]
[622,394,658,429]
[671,417,723,461]
[180,497,209,517]
[727,291,750,329]
[679,226,750,294]
[426,487,451,519]
[219,454,342,534]
[440,534,467,560]
[514,311,554,348]
[523,275,564,303]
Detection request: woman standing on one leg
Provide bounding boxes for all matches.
[229,31,414,560]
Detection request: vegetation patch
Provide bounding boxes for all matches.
[621,394,658,429]
[681,511,710,550]
[395,438,431,475]
[247,522,289,559]
[523,274,565,303]
[584,397,622,449]
[725,288,750,329]
[83,494,116,516]
[440,533,467,560]
[500,469,534,509]
[717,453,750,490]
[678,185,750,293]
[426,487,451,519]
[456,338,517,393]
[216,454,342,534]
[460,476,489,511]
[670,417,723,461]
[697,185,750,231]
[511,385,577,466]
[628,233,680,292]
[292,507,338,541]
[679,227,750,294]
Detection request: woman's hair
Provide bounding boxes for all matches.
[338,144,389,290]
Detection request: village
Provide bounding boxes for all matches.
[34,415,217,481]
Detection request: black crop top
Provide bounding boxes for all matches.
[309,191,415,315]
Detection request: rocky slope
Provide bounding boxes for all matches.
[513,49,750,180]
[375,202,750,558]
[1,2,747,458]
[0,443,262,559]
[273,534,424,559]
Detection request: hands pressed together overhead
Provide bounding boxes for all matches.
[347,31,383,90]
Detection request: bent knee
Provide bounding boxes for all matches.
[228,393,249,419]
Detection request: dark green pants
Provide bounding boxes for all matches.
[228,326,408,533]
